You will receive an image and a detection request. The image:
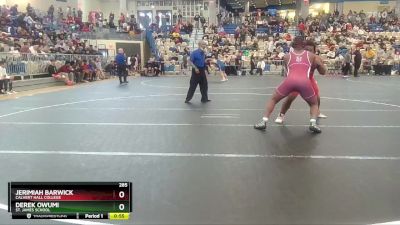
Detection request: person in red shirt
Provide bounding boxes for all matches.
[370,15,376,24]
[284,33,292,41]
[119,13,125,27]
[346,22,352,31]
[57,61,74,85]
[298,22,306,36]
[80,60,91,82]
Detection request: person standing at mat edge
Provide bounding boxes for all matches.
[353,47,362,77]
[115,48,128,84]
[185,40,210,103]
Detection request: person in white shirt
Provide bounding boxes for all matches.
[95,58,105,80]
[8,47,20,54]
[0,60,15,94]
[24,15,35,29]
[29,45,38,55]
[217,25,224,33]
[134,55,139,71]
[267,37,275,53]
[0,61,4,94]
[256,58,265,76]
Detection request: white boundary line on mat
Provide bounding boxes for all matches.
[140,79,277,89]
[0,150,400,160]
[1,93,400,120]
[6,107,400,112]
[0,122,400,128]
[371,221,400,225]
[346,78,400,88]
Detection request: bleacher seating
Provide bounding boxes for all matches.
[13,77,64,92]
[222,24,238,34]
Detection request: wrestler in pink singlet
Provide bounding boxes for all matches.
[276,50,317,104]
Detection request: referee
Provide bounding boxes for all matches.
[115,48,128,84]
[185,40,210,103]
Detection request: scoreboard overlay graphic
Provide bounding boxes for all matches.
[8,182,132,220]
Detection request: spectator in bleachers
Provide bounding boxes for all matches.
[80,60,90,83]
[70,60,82,83]
[89,59,97,81]
[47,5,54,20]
[143,57,160,76]
[194,14,200,29]
[48,58,58,77]
[104,60,116,77]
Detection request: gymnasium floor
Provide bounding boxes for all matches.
[0,74,400,225]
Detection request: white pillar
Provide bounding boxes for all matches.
[130,0,137,19]
[120,0,127,14]
[208,0,217,25]
[245,1,250,13]
[337,2,344,15]
[329,3,336,14]
[77,0,86,22]
[301,1,309,19]
[296,0,309,20]
[396,0,400,14]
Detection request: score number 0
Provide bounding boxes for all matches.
[118,183,128,211]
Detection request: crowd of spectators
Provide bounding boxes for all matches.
[184,8,400,76]
[0,3,107,55]
[1,2,400,81]
[148,22,193,76]
[297,9,400,75]
[0,3,120,88]
[47,57,111,86]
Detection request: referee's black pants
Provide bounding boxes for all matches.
[185,68,208,102]
[354,62,361,77]
[117,64,127,83]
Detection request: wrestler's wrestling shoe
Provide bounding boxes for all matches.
[275,114,285,124]
[254,118,268,130]
[309,122,322,133]
[318,113,328,118]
